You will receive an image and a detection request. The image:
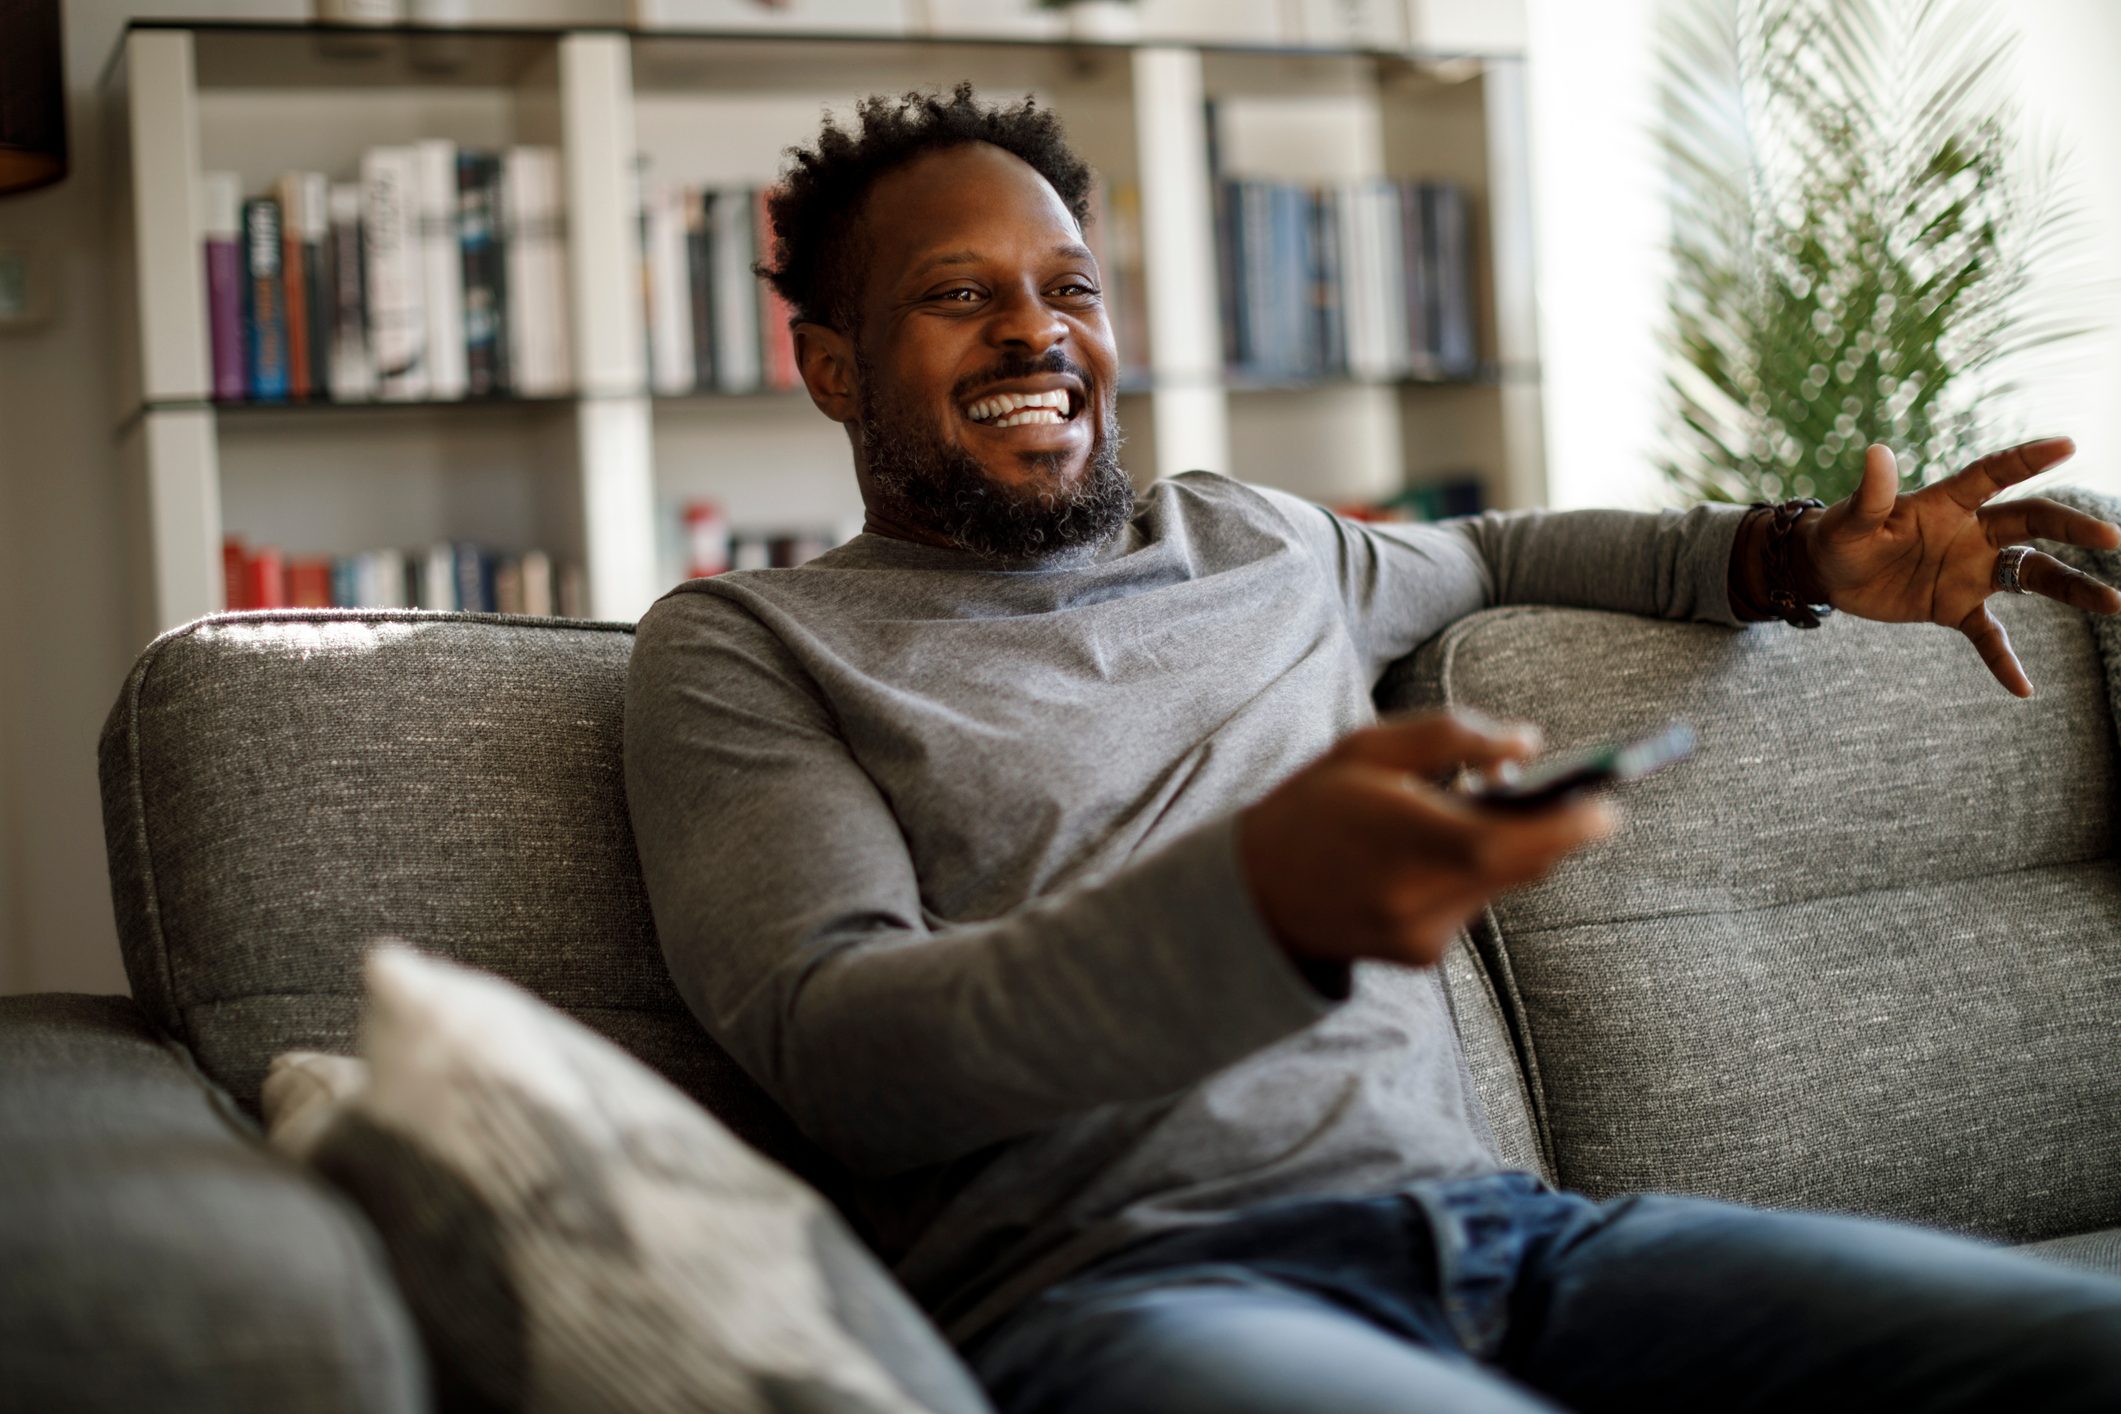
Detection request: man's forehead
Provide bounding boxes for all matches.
[901,241,1097,283]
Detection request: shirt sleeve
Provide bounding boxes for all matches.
[1236,479,1755,682]
[623,589,1348,1180]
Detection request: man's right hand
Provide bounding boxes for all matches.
[1236,709,1620,971]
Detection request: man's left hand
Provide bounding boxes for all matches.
[1802,437,2121,697]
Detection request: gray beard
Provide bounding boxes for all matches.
[856,351,1134,568]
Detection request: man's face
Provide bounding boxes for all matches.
[842,141,1132,566]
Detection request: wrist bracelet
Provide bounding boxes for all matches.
[1747,497,1833,629]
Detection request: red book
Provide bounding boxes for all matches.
[223,536,250,610]
[754,189,799,391]
[248,546,287,609]
[287,557,333,607]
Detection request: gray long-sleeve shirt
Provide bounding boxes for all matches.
[622,470,1752,1350]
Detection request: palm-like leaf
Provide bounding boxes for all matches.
[1655,0,2090,506]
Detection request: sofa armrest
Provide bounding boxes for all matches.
[0,993,429,1413]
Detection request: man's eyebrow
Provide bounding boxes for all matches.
[904,243,1099,281]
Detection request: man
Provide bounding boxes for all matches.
[623,84,2121,1412]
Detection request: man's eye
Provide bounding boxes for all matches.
[1055,284,1101,298]
[933,288,980,302]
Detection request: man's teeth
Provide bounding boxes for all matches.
[966,388,1074,424]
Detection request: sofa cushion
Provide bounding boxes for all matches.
[267,944,992,1414]
[97,610,853,1219]
[0,992,424,1414]
[1381,535,2121,1246]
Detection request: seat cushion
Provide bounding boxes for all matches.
[97,611,852,1218]
[1383,549,2121,1245]
[0,992,424,1414]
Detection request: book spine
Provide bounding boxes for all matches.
[330,555,360,608]
[1376,180,1409,378]
[685,188,715,392]
[520,549,554,616]
[422,541,455,609]
[248,545,287,609]
[327,183,375,400]
[222,536,249,610]
[299,173,333,399]
[363,148,427,400]
[754,188,798,390]
[709,188,760,391]
[1431,182,1477,376]
[276,176,311,400]
[453,540,491,613]
[417,138,467,400]
[1402,181,1434,378]
[241,198,290,401]
[201,173,245,401]
[647,180,695,394]
[1215,177,1242,371]
[503,147,567,397]
[458,150,505,398]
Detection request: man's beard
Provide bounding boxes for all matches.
[856,347,1135,567]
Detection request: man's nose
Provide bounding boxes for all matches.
[985,281,1068,353]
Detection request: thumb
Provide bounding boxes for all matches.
[1339,710,1544,782]
[1846,444,1898,531]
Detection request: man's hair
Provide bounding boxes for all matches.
[756,82,1096,335]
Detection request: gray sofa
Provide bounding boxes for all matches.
[6,504,2120,1411]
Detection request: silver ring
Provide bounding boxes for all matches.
[1995,544,2035,595]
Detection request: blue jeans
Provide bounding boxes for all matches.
[959,1172,2121,1413]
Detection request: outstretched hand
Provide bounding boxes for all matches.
[1804,438,2121,697]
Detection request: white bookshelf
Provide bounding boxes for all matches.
[106,10,1541,642]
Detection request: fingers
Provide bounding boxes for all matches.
[1343,708,1544,782]
[1956,601,2033,698]
[1846,443,1899,531]
[1370,775,1620,884]
[2015,548,2121,616]
[1979,496,2121,551]
[1936,436,2076,512]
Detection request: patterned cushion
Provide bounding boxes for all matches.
[96,611,851,1217]
[264,943,993,1414]
[1380,499,2121,1245]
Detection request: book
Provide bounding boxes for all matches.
[241,197,290,401]
[416,138,467,400]
[363,147,427,399]
[327,182,375,400]
[287,557,334,608]
[503,146,570,397]
[520,550,555,617]
[275,172,329,399]
[421,541,455,609]
[457,150,507,397]
[201,173,245,402]
[684,188,715,392]
[708,187,760,391]
[645,179,695,394]
[1427,182,1478,376]
[222,536,248,610]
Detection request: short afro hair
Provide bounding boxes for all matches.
[756,82,1096,335]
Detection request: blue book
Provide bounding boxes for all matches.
[453,540,494,613]
[330,555,359,608]
[241,197,290,401]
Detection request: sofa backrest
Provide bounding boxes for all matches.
[97,610,850,1209]
[1380,517,2121,1246]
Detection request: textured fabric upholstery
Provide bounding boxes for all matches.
[0,992,425,1414]
[96,611,852,1216]
[1379,498,2121,1247]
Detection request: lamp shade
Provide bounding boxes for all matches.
[0,0,66,197]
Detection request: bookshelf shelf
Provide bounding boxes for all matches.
[108,6,1541,642]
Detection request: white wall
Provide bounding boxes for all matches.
[1526,0,2121,511]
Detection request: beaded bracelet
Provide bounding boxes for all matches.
[1746,497,1833,629]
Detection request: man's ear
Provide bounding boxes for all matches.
[793,322,858,424]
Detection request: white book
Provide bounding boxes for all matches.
[503,146,570,397]
[709,187,760,392]
[327,183,375,401]
[1374,181,1411,378]
[416,138,466,401]
[1336,181,1380,381]
[361,547,407,607]
[362,147,427,400]
[646,181,695,395]
[422,541,456,609]
[520,549,554,616]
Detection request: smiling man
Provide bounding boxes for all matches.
[623,85,2121,1413]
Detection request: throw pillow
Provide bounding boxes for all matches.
[262,941,992,1414]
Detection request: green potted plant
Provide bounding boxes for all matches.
[1656,0,2087,505]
